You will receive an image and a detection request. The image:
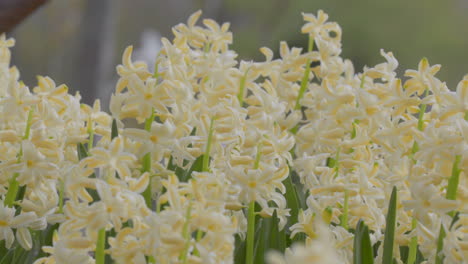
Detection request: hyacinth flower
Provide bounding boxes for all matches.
[0,9,467,264]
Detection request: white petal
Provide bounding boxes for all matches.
[16,227,32,250]
[3,227,14,249]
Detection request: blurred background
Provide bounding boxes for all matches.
[8,0,468,110]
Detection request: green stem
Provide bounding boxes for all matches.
[254,142,262,170]
[245,201,256,264]
[446,154,462,219]
[446,155,462,202]
[245,141,263,263]
[407,217,418,264]
[417,89,429,131]
[142,109,155,209]
[145,109,154,131]
[23,108,34,140]
[4,108,34,207]
[434,155,462,263]
[58,179,64,213]
[95,228,106,264]
[294,35,314,111]
[87,109,95,150]
[340,189,349,229]
[290,36,314,135]
[333,148,340,179]
[202,117,215,172]
[237,68,251,106]
[4,173,19,207]
[153,61,159,79]
[179,201,193,264]
[141,153,152,209]
[351,120,358,139]
[360,73,366,89]
[410,89,428,163]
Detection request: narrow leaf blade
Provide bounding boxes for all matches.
[383,186,398,264]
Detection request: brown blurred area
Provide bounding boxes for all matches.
[7,0,468,110]
[0,0,47,33]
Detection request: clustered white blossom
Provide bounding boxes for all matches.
[0,10,466,264]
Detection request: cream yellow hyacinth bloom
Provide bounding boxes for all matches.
[0,8,467,264]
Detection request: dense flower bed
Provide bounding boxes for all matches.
[0,10,466,264]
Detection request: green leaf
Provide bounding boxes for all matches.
[246,201,256,264]
[105,228,116,264]
[252,210,287,264]
[268,210,286,252]
[167,156,185,179]
[0,249,14,264]
[283,170,306,244]
[182,155,204,182]
[234,234,246,264]
[283,172,300,233]
[326,157,337,168]
[111,119,118,139]
[353,219,374,264]
[449,212,460,230]
[254,218,266,264]
[77,142,89,160]
[383,186,398,264]
[435,224,445,264]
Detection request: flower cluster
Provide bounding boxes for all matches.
[0,9,467,264]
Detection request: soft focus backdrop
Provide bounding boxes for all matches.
[10,0,468,109]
